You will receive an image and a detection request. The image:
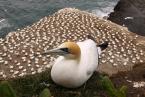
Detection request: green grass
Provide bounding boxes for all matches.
[0,71,127,97]
[0,81,17,97]
[100,76,127,97]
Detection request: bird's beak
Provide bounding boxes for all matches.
[41,48,69,56]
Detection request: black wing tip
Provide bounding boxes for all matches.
[98,41,109,51]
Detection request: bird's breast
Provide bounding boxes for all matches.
[51,57,84,88]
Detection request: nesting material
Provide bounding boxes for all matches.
[0,8,145,80]
[133,81,145,88]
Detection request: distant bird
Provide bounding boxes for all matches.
[42,39,108,88]
[0,8,145,80]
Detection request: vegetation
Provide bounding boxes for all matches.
[0,81,51,97]
[100,76,127,97]
[0,81,16,97]
[0,72,127,97]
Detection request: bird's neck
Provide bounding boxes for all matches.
[63,54,81,62]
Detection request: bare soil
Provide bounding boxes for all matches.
[110,63,145,97]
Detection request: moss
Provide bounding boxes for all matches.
[8,69,51,97]
[100,76,127,97]
[0,81,17,97]
[39,88,51,97]
[0,71,127,97]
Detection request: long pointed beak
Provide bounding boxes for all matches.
[41,48,68,56]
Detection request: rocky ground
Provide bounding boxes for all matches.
[108,0,145,36]
[108,0,145,97]
[110,64,145,97]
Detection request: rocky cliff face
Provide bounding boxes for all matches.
[108,0,145,36]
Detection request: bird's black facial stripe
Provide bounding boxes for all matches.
[60,48,69,53]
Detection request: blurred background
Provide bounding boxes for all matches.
[0,0,145,37]
[0,0,119,37]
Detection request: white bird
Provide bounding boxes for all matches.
[42,39,108,88]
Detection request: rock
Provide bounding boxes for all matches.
[108,0,145,36]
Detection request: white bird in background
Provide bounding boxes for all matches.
[42,39,108,88]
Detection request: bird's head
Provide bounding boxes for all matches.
[42,42,81,58]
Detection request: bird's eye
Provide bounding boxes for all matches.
[60,48,69,53]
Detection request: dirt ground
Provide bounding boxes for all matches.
[110,63,145,97]
[108,0,145,96]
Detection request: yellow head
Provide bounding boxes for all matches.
[59,42,81,56]
[42,42,81,58]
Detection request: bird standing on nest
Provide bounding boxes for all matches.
[42,39,108,88]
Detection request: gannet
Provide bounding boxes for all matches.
[0,8,145,80]
[42,39,108,88]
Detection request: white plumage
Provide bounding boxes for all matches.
[45,39,104,88]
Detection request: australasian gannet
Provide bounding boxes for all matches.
[0,8,145,80]
[42,39,108,88]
